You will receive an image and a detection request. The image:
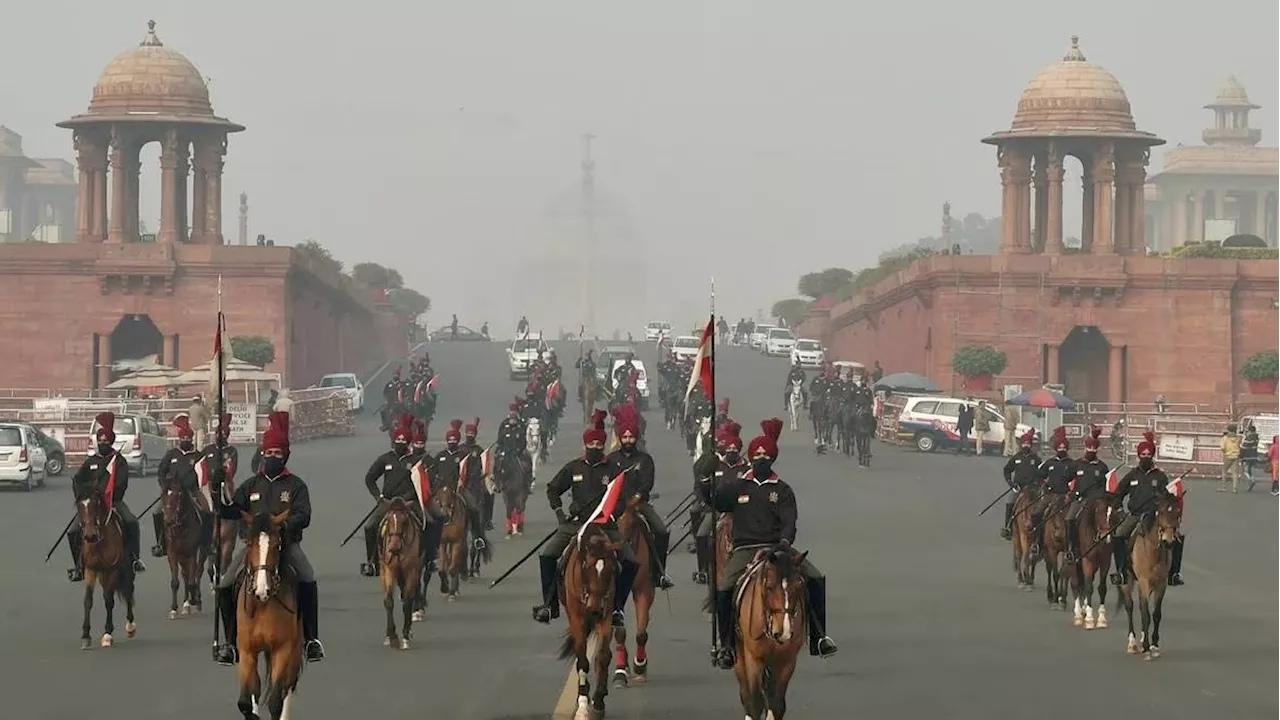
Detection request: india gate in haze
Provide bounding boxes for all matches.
[800,37,1278,409]
[0,22,406,391]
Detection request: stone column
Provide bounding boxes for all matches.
[96,333,112,390]
[1090,144,1115,254]
[1113,171,1130,254]
[1032,154,1048,252]
[202,135,226,245]
[107,130,128,243]
[125,149,141,241]
[1173,192,1188,247]
[1045,147,1064,254]
[92,168,108,240]
[1081,164,1094,250]
[1108,344,1124,404]
[1214,191,1226,222]
[1129,181,1146,254]
[1045,343,1060,385]
[163,334,177,366]
[1255,191,1268,239]
[999,149,1016,253]
[73,132,96,243]
[1191,191,1204,242]
[1015,154,1032,252]
[159,130,181,244]
[190,142,208,243]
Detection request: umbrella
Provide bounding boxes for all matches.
[176,356,278,384]
[1007,388,1076,410]
[874,372,940,394]
[106,363,185,389]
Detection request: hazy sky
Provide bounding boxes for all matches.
[2,1,1275,332]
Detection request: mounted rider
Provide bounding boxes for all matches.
[714,398,731,432]
[1064,425,1108,561]
[407,418,443,572]
[783,360,808,409]
[691,421,745,584]
[360,414,422,576]
[68,411,147,581]
[151,415,213,557]
[1000,428,1041,540]
[497,398,533,492]
[607,403,674,590]
[462,418,496,531]
[200,412,239,496]
[213,411,326,665]
[1031,427,1076,550]
[1108,431,1187,587]
[433,419,490,553]
[708,418,838,669]
[532,410,639,625]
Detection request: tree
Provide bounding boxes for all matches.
[797,267,854,299]
[294,240,344,274]
[388,287,431,320]
[771,298,811,328]
[230,335,275,367]
[351,262,404,291]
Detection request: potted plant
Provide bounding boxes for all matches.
[1240,350,1279,394]
[951,345,1007,391]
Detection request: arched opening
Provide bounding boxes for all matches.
[1058,325,1110,404]
[109,314,163,381]
[1060,153,1088,250]
[137,140,161,241]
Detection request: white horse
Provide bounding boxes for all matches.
[693,416,712,458]
[788,378,804,431]
[525,418,541,489]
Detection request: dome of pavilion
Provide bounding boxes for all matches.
[86,20,213,118]
[1009,36,1136,134]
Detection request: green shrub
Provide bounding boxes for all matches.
[952,345,1007,376]
[1240,350,1279,380]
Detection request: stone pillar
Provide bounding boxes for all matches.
[1032,154,1048,252]
[1045,343,1060,385]
[1045,147,1064,254]
[999,150,1016,253]
[1113,172,1130,255]
[92,168,108,240]
[1173,192,1188,247]
[73,132,97,243]
[200,135,226,245]
[1214,191,1226,222]
[125,149,141,241]
[1015,154,1032,252]
[1192,191,1204,242]
[163,334,177,366]
[176,151,189,241]
[190,143,208,243]
[1081,166,1094,250]
[1255,191,1268,238]
[1090,144,1115,254]
[1108,344,1124,404]
[1129,182,1146,254]
[107,131,128,243]
[96,333,112,390]
[159,130,181,244]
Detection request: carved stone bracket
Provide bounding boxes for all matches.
[98,273,175,296]
[1055,283,1127,307]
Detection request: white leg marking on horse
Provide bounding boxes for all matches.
[255,532,270,602]
[766,711,777,720]
[101,633,113,647]
[250,693,260,716]
[780,579,792,642]
[280,690,293,720]
[1097,606,1108,628]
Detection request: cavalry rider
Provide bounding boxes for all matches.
[608,405,675,590]
[714,398,731,432]
[1000,428,1041,540]
[1064,425,1109,561]
[497,398,533,492]
[201,412,239,493]
[462,419,496,531]
[408,419,443,573]
[783,360,808,409]
[613,352,639,393]
[707,418,838,669]
[434,419,490,553]
[691,421,745,584]
[543,350,563,385]
[532,410,639,625]
[1108,431,1187,587]
[68,411,147,581]
[1031,427,1076,548]
[213,411,326,665]
[360,414,421,577]
[151,415,213,557]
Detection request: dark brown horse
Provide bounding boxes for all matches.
[1010,489,1039,590]
[495,450,528,537]
[235,510,302,720]
[1121,499,1181,659]
[1068,496,1111,630]
[75,489,137,649]
[379,498,423,650]
[556,523,619,720]
[162,480,208,619]
[612,500,656,686]
[434,484,468,601]
[1039,494,1069,610]
[733,545,809,720]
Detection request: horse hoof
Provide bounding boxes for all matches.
[168,610,178,620]
[1142,652,1154,661]
[1073,616,1084,626]
[1022,585,1034,593]
[448,594,457,602]
[613,669,628,688]
[80,638,91,650]
[412,610,424,622]
[1084,618,1096,630]
[505,533,512,540]
[383,637,392,647]
[1097,617,1109,629]
[101,633,113,647]
[400,638,411,651]
[1149,646,1161,658]
[181,602,192,615]
[125,622,136,638]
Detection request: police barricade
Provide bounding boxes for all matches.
[1058,402,1235,479]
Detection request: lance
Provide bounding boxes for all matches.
[210,277,227,654]
[706,278,720,660]
[662,489,698,525]
[44,514,77,562]
[978,486,1013,516]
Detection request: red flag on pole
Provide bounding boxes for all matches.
[577,471,628,540]
[683,318,715,404]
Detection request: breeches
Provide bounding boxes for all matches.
[717,546,823,592]
[1111,513,1139,540]
[218,543,316,589]
[635,502,669,539]
[114,501,138,526]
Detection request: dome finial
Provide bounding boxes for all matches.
[140,19,163,47]
[1063,35,1085,62]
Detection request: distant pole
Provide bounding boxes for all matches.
[581,133,596,338]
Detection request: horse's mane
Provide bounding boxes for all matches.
[246,512,276,536]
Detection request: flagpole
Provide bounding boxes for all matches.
[707,277,718,659]
[211,275,226,654]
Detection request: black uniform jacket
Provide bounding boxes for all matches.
[497,418,526,454]
[1039,454,1075,494]
[1072,458,1110,498]
[1115,465,1171,515]
[365,450,417,501]
[200,443,240,486]
[433,448,466,491]
[157,448,202,493]
[461,442,487,489]
[546,456,614,520]
[217,471,312,543]
[1003,450,1042,489]
[73,450,130,504]
[712,470,798,548]
[606,448,655,501]
[693,452,745,505]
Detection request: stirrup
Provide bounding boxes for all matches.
[305,639,326,662]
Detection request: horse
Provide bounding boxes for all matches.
[1039,494,1069,610]
[526,417,546,474]
[693,416,712,460]
[808,395,826,448]
[732,544,809,720]
[852,404,876,467]
[74,489,137,649]
[1010,488,1040,590]
[581,376,598,425]
[434,484,469,601]
[555,523,621,720]
[611,500,657,687]
[1068,495,1111,630]
[1121,498,1181,659]
[495,450,529,537]
[160,479,208,620]
[712,514,735,596]
[234,510,303,720]
[787,380,804,432]
[379,498,423,650]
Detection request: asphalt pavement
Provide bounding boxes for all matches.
[1,338,1274,719]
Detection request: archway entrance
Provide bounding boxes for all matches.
[1058,326,1110,404]
[109,314,163,382]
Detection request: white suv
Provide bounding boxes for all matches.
[0,423,47,491]
[670,335,701,361]
[318,373,364,412]
[895,396,1035,453]
[790,339,825,368]
[644,321,672,342]
[763,327,796,357]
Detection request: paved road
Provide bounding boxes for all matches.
[2,339,1274,719]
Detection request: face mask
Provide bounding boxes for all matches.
[585,448,604,464]
[97,443,114,457]
[723,451,740,465]
[393,441,408,456]
[1138,457,1153,470]
[752,459,773,478]
[262,456,286,477]
[1056,450,1068,459]
[179,439,194,451]
[411,443,425,454]
[447,441,459,451]
[1084,451,1096,461]
[1020,445,1032,453]
[465,436,476,445]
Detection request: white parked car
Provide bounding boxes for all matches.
[894,396,1035,453]
[748,324,776,350]
[609,358,650,410]
[0,423,47,491]
[670,335,701,361]
[89,413,169,475]
[644,321,672,342]
[507,334,548,379]
[318,372,365,412]
[763,327,796,357]
[790,339,825,368]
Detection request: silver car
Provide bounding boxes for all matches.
[0,423,48,491]
[89,414,169,475]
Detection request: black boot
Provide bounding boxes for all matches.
[483,493,495,530]
[361,527,379,576]
[1000,502,1013,540]
[714,589,736,669]
[1028,514,1042,555]
[424,521,442,573]
[1110,538,1127,585]
[125,521,146,572]
[1065,518,1079,561]
[806,578,837,658]
[298,582,325,662]
[653,533,674,590]
[1168,535,1185,586]
[532,556,559,623]
[213,586,238,665]
[66,532,84,582]
[613,558,637,626]
[151,511,167,557]
[692,536,710,584]
[201,512,214,549]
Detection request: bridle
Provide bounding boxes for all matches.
[753,555,804,645]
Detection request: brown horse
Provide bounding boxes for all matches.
[733,545,809,720]
[235,510,303,720]
[1068,496,1111,630]
[161,481,208,619]
[1121,499,1181,659]
[1039,494,1069,610]
[379,498,423,650]
[496,450,529,537]
[612,500,656,686]
[714,514,735,589]
[75,490,137,649]
[434,484,468,601]
[556,523,620,720]
[1010,488,1039,590]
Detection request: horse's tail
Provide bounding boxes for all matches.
[116,556,137,600]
